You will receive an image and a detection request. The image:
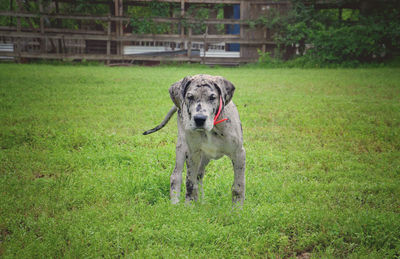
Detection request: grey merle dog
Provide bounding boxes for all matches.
[143,74,245,205]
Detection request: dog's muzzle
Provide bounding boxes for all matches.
[194,114,207,128]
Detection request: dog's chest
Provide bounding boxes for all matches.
[199,132,224,159]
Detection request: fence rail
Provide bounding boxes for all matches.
[0,11,246,24]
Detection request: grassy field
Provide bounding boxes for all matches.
[0,63,399,258]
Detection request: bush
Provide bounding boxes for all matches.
[307,13,400,63]
[262,1,400,65]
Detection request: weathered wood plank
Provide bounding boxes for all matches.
[0,26,107,35]
[124,0,290,4]
[0,31,276,44]
[56,0,290,4]
[0,11,249,25]
[55,0,350,8]
[0,51,256,63]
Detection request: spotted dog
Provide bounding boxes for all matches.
[143,74,245,205]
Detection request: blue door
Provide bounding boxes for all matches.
[227,4,240,52]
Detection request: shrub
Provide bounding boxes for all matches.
[260,1,400,65]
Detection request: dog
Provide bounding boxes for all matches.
[143,75,245,205]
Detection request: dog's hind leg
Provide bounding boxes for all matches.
[231,147,246,206]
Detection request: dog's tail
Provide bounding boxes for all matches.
[143,106,178,135]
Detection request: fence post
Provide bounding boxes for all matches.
[119,0,124,59]
[202,25,208,64]
[240,0,250,59]
[107,15,111,64]
[16,14,21,62]
[39,0,47,54]
[9,0,13,26]
[114,0,120,56]
[262,27,267,53]
[55,0,60,54]
[180,0,185,50]
[188,27,192,60]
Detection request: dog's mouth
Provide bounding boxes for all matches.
[192,123,212,132]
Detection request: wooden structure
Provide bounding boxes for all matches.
[0,0,292,65]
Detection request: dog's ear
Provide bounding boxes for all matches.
[169,76,192,108]
[214,77,235,105]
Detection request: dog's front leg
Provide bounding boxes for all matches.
[170,138,186,204]
[231,147,246,205]
[197,155,210,203]
[185,153,201,204]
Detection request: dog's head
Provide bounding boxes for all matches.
[169,74,235,131]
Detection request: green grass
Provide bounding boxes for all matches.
[0,64,399,258]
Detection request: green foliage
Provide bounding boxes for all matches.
[0,0,109,30]
[0,0,39,28]
[128,2,223,35]
[128,1,177,34]
[130,17,166,34]
[256,1,400,64]
[73,0,108,15]
[0,0,14,26]
[1,64,400,257]
[253,51,399,68]
[306,11,400,63]
[185,4,210,34]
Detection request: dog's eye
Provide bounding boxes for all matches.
[209,94,216,101]
[187,94,194,101]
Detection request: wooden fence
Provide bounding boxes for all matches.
[0,0,292,65]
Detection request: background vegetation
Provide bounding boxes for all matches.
[1,64,399,258]
[258,0,400,65]
[1,0,399,65]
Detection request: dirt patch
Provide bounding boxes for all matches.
[297,252,311,259]
[0,227,11,241]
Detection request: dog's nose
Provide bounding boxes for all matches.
[194,114,207,127]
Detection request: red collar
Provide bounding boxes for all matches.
[213,96,228,125]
